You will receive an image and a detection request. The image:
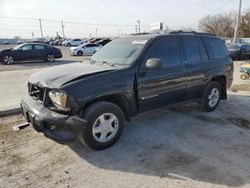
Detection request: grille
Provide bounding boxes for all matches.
[28,82,47,103]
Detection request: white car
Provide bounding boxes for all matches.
[62,38,85,46]
[70,43,102,56]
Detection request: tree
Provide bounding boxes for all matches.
[198,9,250,38]
[198,13,235,37]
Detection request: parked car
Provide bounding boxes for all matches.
[0,43,62,64]
[88,38,104,44]
[21,32,233,150]
[62,38,85,46]
[95,38,112,46]
[226,43,250,60]
[70,43,102,56]
[240,45,250,60]
[3,41,10,45]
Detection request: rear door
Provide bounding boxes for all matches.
[181,36,208,99]
[137,36,187,112]
[33,44,47,59]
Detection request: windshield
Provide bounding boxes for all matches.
[13,44,24,50]
[226,44,240,50]
[91,38,147,65]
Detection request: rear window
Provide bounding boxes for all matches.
[34,45,45,50]
[202,37,228,59]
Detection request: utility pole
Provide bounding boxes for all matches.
[96,28,98,37]
[233,0,242,43]
[39,19,43,38]
[31,32,34,39]
[135,25,138,34]
[61,20,65,38]
[137,20,141,34]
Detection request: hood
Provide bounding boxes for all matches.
[70,47,77,51]
[0,48,13,52]
[29,61,118,88]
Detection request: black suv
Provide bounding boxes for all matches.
[21,32,234,150]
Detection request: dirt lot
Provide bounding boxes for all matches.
[1,88,250,188]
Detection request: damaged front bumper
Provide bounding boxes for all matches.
[20,95,87,144]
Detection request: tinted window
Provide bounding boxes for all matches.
[34,45,45,50]
[182,36,201,64]
[21,45,33,51]
[203,37,228,59]
[73,39,80,41]
[198,38,208,61]
[145,36,181,67]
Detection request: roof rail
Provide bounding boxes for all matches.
[169,30,215,36]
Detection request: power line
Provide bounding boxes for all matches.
[0,16,147,28]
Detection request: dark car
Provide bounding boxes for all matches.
[0,43,62,64]
[240,45,250,60]
[21,32,234,150]
[88,38,104,44]
[226,43,250,60]
[95,38,112,46]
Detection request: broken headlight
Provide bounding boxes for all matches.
[48,90,70,111]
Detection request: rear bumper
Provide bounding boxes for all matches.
[20,96,87,144]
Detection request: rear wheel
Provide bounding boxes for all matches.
[3,55,14,64]
[202,81,221,112]
[80,101,125,150]
[46,54,55,62]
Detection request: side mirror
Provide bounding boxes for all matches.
[142,58,163,72]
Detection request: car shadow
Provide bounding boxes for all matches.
[69,94,250,187]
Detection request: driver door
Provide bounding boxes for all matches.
[15,44,34,61]
[137,36,187,112]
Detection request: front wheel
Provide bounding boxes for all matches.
[77,51,83,56]
[202,81,221,112]
[80,101,125,150]
[3,55,14,64]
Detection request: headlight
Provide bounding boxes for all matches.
[49,90,69,110]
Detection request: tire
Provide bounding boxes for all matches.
[80,101,125,150]
[77,51,83,56]
[67,43,71,46]
[3,55,14,65]
[202,81,221,112]
[46,54,55,62]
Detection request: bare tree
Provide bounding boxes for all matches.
[198,13,235,37]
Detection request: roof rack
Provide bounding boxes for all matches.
[169,30,215,36]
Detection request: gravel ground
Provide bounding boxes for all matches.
[1,44,250,187]
[1,89,250,188]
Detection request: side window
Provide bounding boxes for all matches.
[144,36,182,67]
[203,37,228,59]
[198,38,208,61]
[21,45,33,51]
[34,45,45,50]
[182,36,201,64]
[74,39,80,41]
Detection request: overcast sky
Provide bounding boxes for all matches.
[0,0,250,39]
